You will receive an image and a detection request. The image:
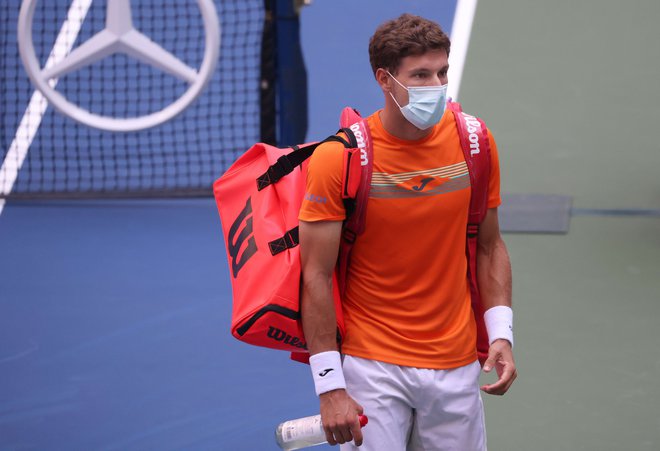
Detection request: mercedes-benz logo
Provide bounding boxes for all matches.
[17,0,221,132]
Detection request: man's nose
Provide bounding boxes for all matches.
[431,75,446,86]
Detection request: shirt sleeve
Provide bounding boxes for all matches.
[298,140,347,222]
[487,129,502,209]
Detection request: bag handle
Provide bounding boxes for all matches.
[256,133,355,191]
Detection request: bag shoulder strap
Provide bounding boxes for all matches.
[447,100,492,366]
[337,108,374,295]
[447,101,491,228]
[256,133,355,191]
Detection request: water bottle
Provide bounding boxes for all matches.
[275,414,368,450]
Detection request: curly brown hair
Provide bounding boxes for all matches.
[368,14,451,76]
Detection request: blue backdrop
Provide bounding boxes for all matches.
[301,1,456,141]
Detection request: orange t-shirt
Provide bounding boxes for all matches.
[299,110,501,369]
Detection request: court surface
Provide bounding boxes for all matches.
[2,1,660,450]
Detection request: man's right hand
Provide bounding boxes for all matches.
[320,389,364,446]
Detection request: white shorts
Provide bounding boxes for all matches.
[340,355,486,451]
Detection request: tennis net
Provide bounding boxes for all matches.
[1,0,267,199]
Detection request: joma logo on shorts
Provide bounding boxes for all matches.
[349,123,369,166]
[267,326,307,349]
[462,113,482,156]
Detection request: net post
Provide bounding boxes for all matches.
[260,0,277,145]
[273,0,308,147]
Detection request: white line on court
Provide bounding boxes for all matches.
[447,0,478,102]
[0,0,92,217]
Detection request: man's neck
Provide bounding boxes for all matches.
[379,106,434,142]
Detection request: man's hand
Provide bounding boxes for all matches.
[480,339,517,395]
[320,389,364,446]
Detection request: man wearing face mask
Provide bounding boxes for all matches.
[298,13,516,450]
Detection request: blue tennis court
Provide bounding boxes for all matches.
[0,199,322,449]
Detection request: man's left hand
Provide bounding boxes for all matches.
[480,339,517,395]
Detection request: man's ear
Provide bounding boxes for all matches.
[375,68,392,92]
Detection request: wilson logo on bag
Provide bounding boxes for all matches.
[227,197,258,278]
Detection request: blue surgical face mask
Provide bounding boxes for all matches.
[387,71,448,130]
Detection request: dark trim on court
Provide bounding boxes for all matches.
[572,208,660,218]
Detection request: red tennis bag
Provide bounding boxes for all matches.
[213,108,372,356]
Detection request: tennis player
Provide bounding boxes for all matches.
[299,14,516,450]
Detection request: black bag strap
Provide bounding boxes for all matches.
[256,134,354,191]
[261,129,360,256]
[268,227,299,256]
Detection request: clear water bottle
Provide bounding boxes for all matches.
[275,414,368,450]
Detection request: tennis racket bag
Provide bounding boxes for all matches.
[213,108,372,356]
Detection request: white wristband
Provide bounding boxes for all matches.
[309,351,346,396]
[484,305,514,348]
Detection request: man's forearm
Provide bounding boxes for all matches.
[476,236,512,310]
[301,272,339,355]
